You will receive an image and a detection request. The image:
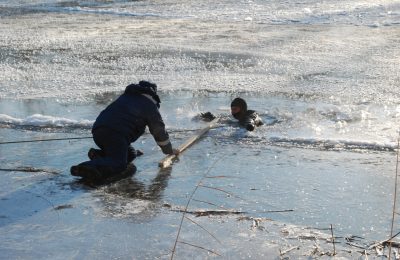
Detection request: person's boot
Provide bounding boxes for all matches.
[88,148,104,160]
[127,146,144,163]
[71,164,102,183]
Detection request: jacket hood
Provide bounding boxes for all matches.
[124,81,161,108]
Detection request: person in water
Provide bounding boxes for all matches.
[230,97,263,131]
[197,97,263,131]
[71,81,179,183]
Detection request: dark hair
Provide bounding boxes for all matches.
[230,97,247,111]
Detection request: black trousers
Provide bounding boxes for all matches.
[80,127,137,174]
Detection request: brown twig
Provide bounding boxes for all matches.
[279,246,299,257]
[205,175,241,179]
[198,184,239,198]
[394,249,400,260]
[0,167,59,174]
[171,208,246,217]
[390,133,400,259]
[184,216,222,244]
[237,216,272,222]
[358,249,369,260]
[191,199,223,208]
[177,241,221,256]
[261,209,294,213]
[0,136,92,145]
[170,155,226,259]
[330,224,336,255]
[368,231,400,250]
[169,205,293,216]
[346,242,367,250]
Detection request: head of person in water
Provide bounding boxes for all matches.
[230,97,247,120]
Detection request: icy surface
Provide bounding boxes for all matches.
[1,0,400,259]
[0,1,399,103]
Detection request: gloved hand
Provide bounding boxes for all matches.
[171,148,180,155]
[199,112,216,122]
[246,124,255,131]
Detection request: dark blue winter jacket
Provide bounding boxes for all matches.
[92,83,173,154]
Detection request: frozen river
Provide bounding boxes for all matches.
[1,0,400,259]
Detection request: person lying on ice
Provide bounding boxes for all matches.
[197,97,263,131]
[71,81,179,184]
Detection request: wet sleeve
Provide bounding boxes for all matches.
[243,111,263,131]
[147,108,173,155]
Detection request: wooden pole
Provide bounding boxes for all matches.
[159,118,219,168]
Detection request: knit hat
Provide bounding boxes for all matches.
[139,80,157,93]
[125,81,161,108]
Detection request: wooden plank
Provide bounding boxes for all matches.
[159,118,219,168]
